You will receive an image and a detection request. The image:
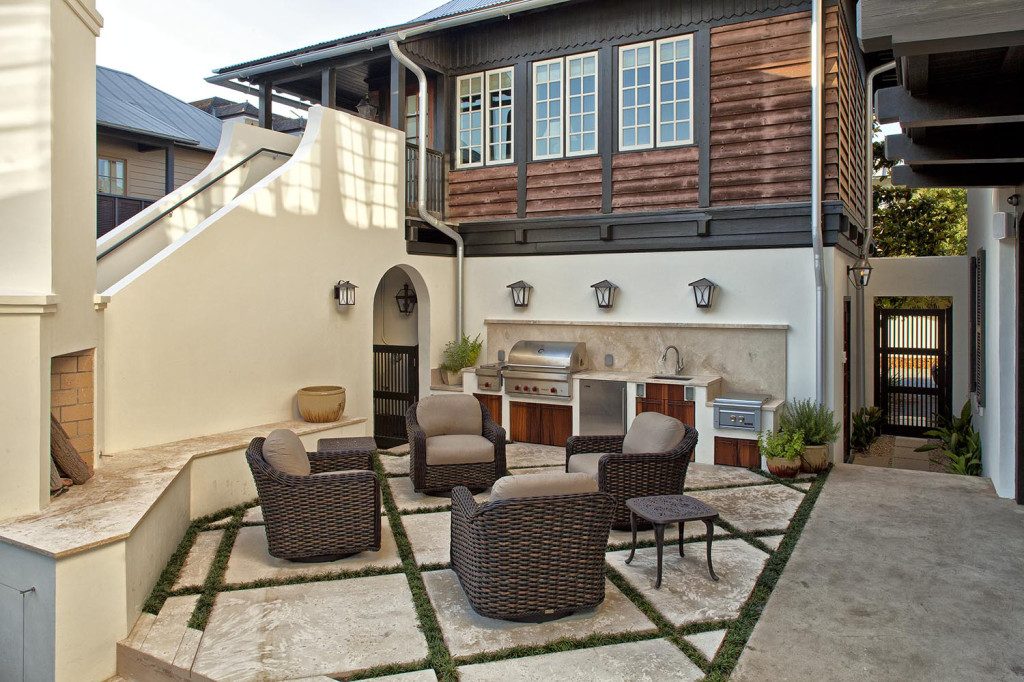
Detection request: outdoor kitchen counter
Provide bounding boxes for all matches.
[575,370,723,389]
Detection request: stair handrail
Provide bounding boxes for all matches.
[97,146,293,261]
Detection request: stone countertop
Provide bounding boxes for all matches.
[429,384,462,393]
[575,370,723,388]
[0,417,365,559]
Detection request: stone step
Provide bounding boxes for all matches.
[117,596,204,681]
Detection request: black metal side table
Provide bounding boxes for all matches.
[625,494,720,588]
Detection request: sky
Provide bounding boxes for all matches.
[95,0,440,114]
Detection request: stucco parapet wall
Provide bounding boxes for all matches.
[483,319,790,331]
[0,417,365,559]
[0,294,59,315]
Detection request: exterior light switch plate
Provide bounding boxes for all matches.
[604,353,614,367]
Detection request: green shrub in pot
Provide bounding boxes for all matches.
[439,334,483,385]
[915,400,982,476]
[778,398,841,473]
[759,428,804,479]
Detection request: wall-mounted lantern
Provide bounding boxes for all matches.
[334,280,357,307]
[355,95,379,121]
[395,282,418,316]
[590,280,619,310]
[507,280,533,308]
[847,257,873,290]
[689,278,717,309]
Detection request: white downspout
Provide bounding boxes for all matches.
[810,0,825,403]
[389,39,465,340]
[857,60,896,408]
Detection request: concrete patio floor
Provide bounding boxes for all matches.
[733,464,1024,681]
[121,443,821,680]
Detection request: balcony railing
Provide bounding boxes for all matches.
[405,143,446,218]
[97,193,156,238]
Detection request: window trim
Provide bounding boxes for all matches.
[455,73,485,169]
[97,156,127,196]
[618,41,654,153]
[484,67,515,166]
[654,34,694,148]
[564,51,600,159]
[532,57,564,162]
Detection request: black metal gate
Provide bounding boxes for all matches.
[373,345,419,448]
[874,307,953,436]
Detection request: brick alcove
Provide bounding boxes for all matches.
[50,349,95,466]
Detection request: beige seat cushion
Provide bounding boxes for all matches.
[416,394,483,437]
[566,452,606,479]
[490,472,598,500]
[262,429,311,476]
[425,434,495,465]
[622,412,686,454]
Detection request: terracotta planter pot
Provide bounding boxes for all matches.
[800,444,830,473]
[442,369,463,386]
[766,456,801,479]
[296,386,346,423]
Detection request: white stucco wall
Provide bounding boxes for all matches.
[967,187,1020,499]
[861,256,971,413]
[101,107,456,454]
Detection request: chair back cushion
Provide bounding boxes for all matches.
[262,429,311,476]
[622,412,686,454]
[490,472,599,500]
[415,394,483,437]
[425,435,495,465]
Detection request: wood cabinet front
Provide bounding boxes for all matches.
[714,436,761,468]
[509,401,573,447]
[473,393,502,428]
[636,383,695,427]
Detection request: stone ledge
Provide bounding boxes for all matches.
[0,416,365,559]
[484,318,790,330]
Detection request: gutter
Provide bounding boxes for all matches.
[810,0,826,403]
[388,40,465,340]
[856,60,896,408]
[207,0,571,87]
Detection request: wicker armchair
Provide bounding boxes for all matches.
[450,481,615,621]
[246,437,381,561]
[407,395,506,494]
[565,419,698,529]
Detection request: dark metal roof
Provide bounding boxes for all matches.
[97,66,223,151]
[413,0,515,21]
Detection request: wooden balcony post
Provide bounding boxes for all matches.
[321,67,337,109]
[258,82,273,129]
[389,57,407,131]
[164,144,175,195]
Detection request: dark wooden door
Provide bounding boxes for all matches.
[509,401,572,446]
[637,383,695,428]
[714,437,760,468]
[373,344,418,449]
[474,393,502,427]
[875,307,953,436]
[843,298,852,462]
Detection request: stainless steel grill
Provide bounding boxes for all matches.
[475,362,505,392]
[503,341,588,399]
[713,393,771,431]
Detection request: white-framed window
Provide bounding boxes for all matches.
[619,34,694,151]
[566,52,598,157]
[405,93,419,141]
[486,67,515,164]
[656,35,693,146]
[533,58,563,160]
[456,73,484,168]
[533,51,599,160]
[97,157,126,195]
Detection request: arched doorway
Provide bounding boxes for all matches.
[372,266,425,448]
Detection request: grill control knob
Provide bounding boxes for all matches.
[514,385,521,391]
[550,387,557,394]
[483,381,491,388]
[532,386,539,392]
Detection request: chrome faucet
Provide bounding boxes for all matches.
[661,345,684,375]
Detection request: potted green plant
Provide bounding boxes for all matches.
[778,398,841,473]
[915,400,982,475]
[439,334,483,386]
[759,428,804,478]
[850,406,883,452]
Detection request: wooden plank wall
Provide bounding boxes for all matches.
[831,6,867,228]
[447,165,518,221]
[97,135,213,201]
[526,157,602,217]
[709,12,813,206]
[611,147,699,212]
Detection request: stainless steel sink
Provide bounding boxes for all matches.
[649,375,693,381]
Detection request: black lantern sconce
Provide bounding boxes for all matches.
[847,257,873,290]
[395,283,418,316]
[689,278,717,309]
[355,94,379,121]
[590,280,619,310]
[507,280,533,308]
[333,280,357,307]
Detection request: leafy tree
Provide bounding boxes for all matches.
[870,121,967,258]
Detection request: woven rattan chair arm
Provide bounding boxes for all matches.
[451,486,480,519]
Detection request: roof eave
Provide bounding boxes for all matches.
[97,122,203,149]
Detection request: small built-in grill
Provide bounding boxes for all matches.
[504,341,588,399]
[713,393,771,431]
[475,362,505,392]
